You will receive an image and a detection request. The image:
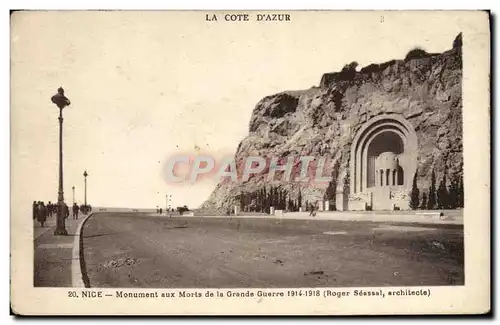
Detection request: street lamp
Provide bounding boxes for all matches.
[72,186,75,205]
[51,87,70,236]
[83,170,88,207]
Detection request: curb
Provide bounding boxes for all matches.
[71,213,93,288]
[149,213,463,226]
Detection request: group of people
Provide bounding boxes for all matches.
[33,201,93,227]
[156,208,175,214]
[32,201,66,227]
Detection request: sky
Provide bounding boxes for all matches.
[11,11,464,209]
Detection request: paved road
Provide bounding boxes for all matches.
[82,213,464,288]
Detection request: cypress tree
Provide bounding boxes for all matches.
[437,173,449,209]
[240,192,245,210]
[324,161,339,201]
[448,174,460,209]
[409,170,420,210]
[276,187,280,209]
[421,191,428,210]
[263,187,267,212]
[257,190,261,212]
[278,188,283,209]
[269,186,274,208]
[427,169,437,210]
[282,189,288,210]
[298,189,302,209]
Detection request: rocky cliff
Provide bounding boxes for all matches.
[202,34,463,213]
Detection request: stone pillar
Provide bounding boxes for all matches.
[234,205,240,216]
[270,206,275,215]
[325,200,330,211]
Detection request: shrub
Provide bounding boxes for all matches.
[405,48,429,61]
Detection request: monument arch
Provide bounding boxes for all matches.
[349,114,417,210]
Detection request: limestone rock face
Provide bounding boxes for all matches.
[202,36,462,212]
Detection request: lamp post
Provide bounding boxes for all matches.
[83,170,88,207]
[52,87,70,236]
[72,186,75,205]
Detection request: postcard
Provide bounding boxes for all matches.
[10,10,490,315]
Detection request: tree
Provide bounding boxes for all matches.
[427,169,437,210]
[288,195,296,212]
[448,174,460,209]
[263,187,269,213]
[340,61,358,80]
[239,192,245,211]
[421,191,428,210]
[324,161,340,208]
[177,205,189,215]
[343,172,350,193]
[409,170,420,210]
[437,172,449,209]
[405,47,429,61]
[281,188,288,210]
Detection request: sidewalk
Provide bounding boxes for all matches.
[33,216,57,239]
[33,214,89,287]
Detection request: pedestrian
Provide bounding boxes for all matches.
[47,202,52,218]
[72,203,79,219]
[309,203,316,217]
[37,202,47,227]
[64,203,69,219]
[159,208,163,215]
[33,201,37,220]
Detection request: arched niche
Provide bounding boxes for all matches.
[350,114,417,195]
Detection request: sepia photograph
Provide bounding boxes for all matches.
[10,10,490,315]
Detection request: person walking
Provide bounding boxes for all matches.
[46,201,52,218]
[63,203,69,219]
[33,201,38,220]
[72,203,79,219]
[49,202,55,218]
[309,203,316,217]
[37,202,47,227]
